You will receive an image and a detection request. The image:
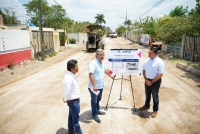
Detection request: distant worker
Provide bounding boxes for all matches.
[139,47,165,118]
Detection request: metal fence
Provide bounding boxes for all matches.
[167,42,182,57]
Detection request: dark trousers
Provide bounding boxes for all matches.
[67,100,83,134]
[88,88,103,118]
[144,79,161,111]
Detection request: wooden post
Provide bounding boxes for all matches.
[181,33,186,59]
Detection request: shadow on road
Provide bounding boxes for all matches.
[132,108,151,118]
[56,127,68,134]
[80,110,93,124]
[82,49,96,53]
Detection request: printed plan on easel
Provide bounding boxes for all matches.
[107,49,142,76]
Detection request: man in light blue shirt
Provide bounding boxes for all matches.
[88,49,114,123]
[139,47,165,118]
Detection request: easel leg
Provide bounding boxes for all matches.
[130,75,137,112]
[105,75,116,109]
[119,75,123,100]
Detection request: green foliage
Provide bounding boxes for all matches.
[59,32,66,46]
[156,16,190,43]
[124,19,132,31]
[116,25,126,37]
[23,0,66,29]
[188,0,200,15]
[0,8,20,25]
[169,5,188,17]
[139,16,157,38]
[95,14,106,25]
[69,38,77,44]
[156,0,200,43]
[23,0,50,27]
[45,52,57,58]
[187,14,200,36]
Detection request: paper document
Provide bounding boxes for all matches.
[90,87,100,95]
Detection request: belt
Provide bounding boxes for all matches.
[147,78,161,82]
[68,98,79,102]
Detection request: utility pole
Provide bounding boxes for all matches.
[38,0,45,61]
[126,10,127,39]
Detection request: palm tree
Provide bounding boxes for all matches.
[124,19,132,31]
[95,14,106,25]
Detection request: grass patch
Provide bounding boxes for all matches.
[170,58,200,71]
[45,52,58,58]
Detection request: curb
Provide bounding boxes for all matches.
[176,63,200,77]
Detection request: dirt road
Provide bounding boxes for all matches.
[0,37,200,134]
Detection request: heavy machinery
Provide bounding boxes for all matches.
[86,25,104,52]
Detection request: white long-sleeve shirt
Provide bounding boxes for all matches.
[142,56,165,79]
[63,71,81,101]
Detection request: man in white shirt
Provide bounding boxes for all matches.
[88,49,114,123]
[139,47,165,118]
[63,59,83,134]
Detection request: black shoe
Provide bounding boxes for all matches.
[93,116,101,123]
[98,111,106,115]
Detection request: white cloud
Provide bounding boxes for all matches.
[0,0,196,31]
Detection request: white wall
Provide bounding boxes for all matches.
[68,33,87,43]
[68,33,78,41]
[0,30,30,52]
[140,34,150,45]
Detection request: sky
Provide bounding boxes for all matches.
[0,0,197,31]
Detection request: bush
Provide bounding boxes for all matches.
[59,32,66,46]
[70,38,76,44]
[45,52,57,58]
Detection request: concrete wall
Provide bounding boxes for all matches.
[161,43,168,51]
[78,33,87,43]
[0,15,3,25]
[0,30,31,67]
[68,33,87,43]
[68,33,78,41]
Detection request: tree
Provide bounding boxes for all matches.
[187,0,200,36]
[169,5,188,17]
[124,19,132,31]
[0,8,19,25]
[95,14,106,25]
[23,0,50,27]
[139,16,157,39]
[23,0,66,29]
[116,25,126,37]
[189,0,200,15]
[156,16,190,43]
[45,5,66,29]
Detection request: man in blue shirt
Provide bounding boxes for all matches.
[88,49,114,123]
[139,47,165,118]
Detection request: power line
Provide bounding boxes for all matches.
[52,0,60,6]
[139,0,164,19]
[52,0,75,20]
[66,0,76,10]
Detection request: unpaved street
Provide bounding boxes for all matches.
[0,37,200,134]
